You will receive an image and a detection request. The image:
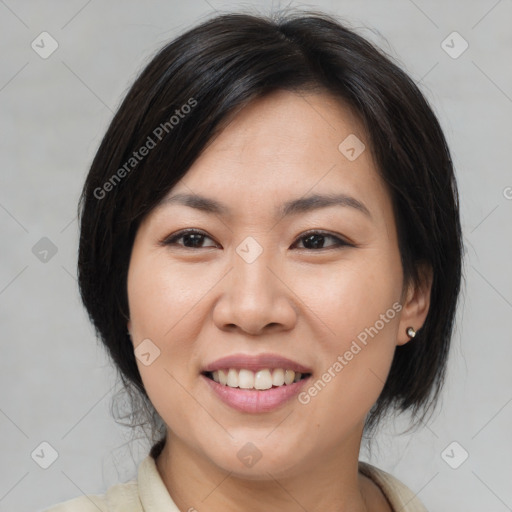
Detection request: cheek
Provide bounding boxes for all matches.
[128,274,200,438]
[127,255,208,339]
[127,257,205,412]
[293,250,402,345]
[292,252,401,421]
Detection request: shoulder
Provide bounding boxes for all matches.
[42,455,176,512]
[358,461,429,512]
[42,480,140,512]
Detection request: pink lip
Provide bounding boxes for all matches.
[201,373,311,413]
[202,353,313,373]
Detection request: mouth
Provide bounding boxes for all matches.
[200,353,313,412]
[201,368,312,390]
[201,370,312,413]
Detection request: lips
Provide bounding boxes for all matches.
[201,353,313,374]
[202,373,310,413]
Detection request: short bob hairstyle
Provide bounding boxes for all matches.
[77,10,463,440]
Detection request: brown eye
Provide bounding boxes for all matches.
[161,229,218,249]
[160,229,352,251]
[293,231,352,250]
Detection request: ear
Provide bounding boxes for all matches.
[397,262,433,346]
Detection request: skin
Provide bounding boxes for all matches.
[126,89,432,512]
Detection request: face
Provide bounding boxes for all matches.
[126,89,427,480]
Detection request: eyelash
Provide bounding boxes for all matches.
[160,229,353,251]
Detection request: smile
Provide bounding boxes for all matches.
[203,368,311,390]
[201,371,312,413]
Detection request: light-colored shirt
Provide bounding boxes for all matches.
[44,456,428,511]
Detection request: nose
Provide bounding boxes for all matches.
[212,242,298,336]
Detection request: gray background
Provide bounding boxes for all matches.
[1,0,511,511]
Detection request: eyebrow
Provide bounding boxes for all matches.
[157,192,372,220]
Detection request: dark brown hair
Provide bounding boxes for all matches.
[77,9,464,441]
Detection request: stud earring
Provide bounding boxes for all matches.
[406,326,416,338]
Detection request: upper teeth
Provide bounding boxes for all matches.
[210,368,305,389]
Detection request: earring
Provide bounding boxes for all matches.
[406,326,416,338]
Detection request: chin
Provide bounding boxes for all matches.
[204,441,308,480]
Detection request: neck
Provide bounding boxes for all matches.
[155,431,372,512]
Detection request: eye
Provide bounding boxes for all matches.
[292,230,352,250]
[160,229,218,249]
[160,229,352,251]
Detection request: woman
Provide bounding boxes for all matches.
[48,9,463,512]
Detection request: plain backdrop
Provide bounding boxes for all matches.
[1,1,511,511]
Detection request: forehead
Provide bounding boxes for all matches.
[154,90,391,224]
